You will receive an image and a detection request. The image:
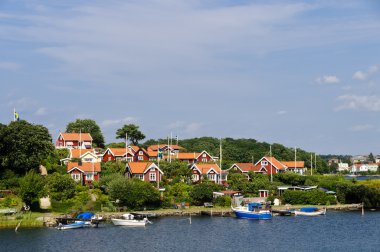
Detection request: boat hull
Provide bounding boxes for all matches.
[57,221,86,230]
[232,207,272,220]
[294,209,326,216]
[111,218,147,226]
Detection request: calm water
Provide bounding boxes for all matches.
[0,211,379,252]
[345,175,380,181]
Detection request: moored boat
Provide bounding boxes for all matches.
[57,221,86,230]
[294,207,326,216]
[232,203,272,220]
[111,213,151,226]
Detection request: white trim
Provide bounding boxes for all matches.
[67,167,85,174]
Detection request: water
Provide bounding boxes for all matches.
[345,175,380,181]
[1,211,379,252]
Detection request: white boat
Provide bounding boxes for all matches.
[294,207,326,216]
[111,213,150,226]
[57,221,86,230]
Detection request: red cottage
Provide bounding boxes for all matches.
[125,162,163,186]
[55,132,93,149]
[190,163,225,184]
[253,156,287,174]
[67,162,101,186]
[102,148,134,162]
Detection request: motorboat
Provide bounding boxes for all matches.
[111,213,151,226]
[294,207,326,216]
[231,203,272,220]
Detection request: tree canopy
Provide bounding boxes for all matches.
[116,124,145,145]
[66,119,105,148]
[0,120,54,174]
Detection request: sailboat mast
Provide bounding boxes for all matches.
[219,138,222,185]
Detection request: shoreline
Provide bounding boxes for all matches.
[0,203,366,229]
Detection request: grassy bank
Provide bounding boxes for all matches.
[0,212,45,228]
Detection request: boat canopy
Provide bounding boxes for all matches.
[248,202,262,211]
[76,212,94,219]
[300,207,318,212]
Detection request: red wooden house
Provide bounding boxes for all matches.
[61,148,100,164]
[125,162,163,185]
[55,132,93,149]
[147,144,184,153]
[169,150,215,164]
[102,148,134,162]
[252,156,287,174]
[67,161,101,186]
[190,163,225,184]
[133,148,158,162]
[228,163,256,175]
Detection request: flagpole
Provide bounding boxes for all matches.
[315,153,317,173]
[13,108,15,122]
[294,147,297,174]
[270,145,273,183]
[219,138,222,185]
[125,133,128,162]
[311,153,313,176]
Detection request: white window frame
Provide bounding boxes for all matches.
[83,158,92,162]
[149,172,156,181]
[202,158,207,162]
[139,151,143,155]
[134,174,144,180]
[71,173,80,181]
[192,174,199,181]
[108,157,112,161]
[138,156,144,161]
[261,161,268,165]
[86,173,94,181]
[202,153,207,157]
[208,173,216,181]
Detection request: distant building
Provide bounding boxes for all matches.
[102,148,134,162]
[55,132,93,149]
[337,163,349,172]
[281,161,306,175]
[125,162,163,185]
[351,155,368,164]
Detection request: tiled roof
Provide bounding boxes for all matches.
[172,153,201,159]
[107,148,133,156]
[70,149,95,158]
[193,163,221,174]
[232,163,256,172]
[61,132,93,141]
[67,162,101,172]
[147,144,184,151]
[127,162,153,174]
[129,146,140,153]
[281,161,305,168]
[260,156,287,170]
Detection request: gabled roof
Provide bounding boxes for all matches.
[229,163,255,172]
[281,161,305,168]
[191,163,221,174]
[105,148,134,157]
[171,152,201,160]
[128,146,140,153]
[147,144,184,151]
[70,149,95,158]
[255,156,287,170]
[126,162,163,174]
[67,162,101,173]
[60,132,93,141]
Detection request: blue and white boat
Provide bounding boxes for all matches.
[57,221,86,230]
[232,203,272,220]
[294,207,326,216]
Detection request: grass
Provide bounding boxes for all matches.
[0,212,45,228]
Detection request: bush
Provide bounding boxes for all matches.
[213,196,231,207]
[190,182,223,206]
[282,189,337,205]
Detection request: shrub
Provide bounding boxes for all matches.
[282,189,337,205]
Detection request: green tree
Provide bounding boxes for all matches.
[18,170,46,209]
[116,124,145,145]
[368,152,375,163]
[46,173,76,201]
[0,120,54,174]
[159,160,192,182]
[108,177,160,209]
[190,182,223,205]
[66,119,105,148]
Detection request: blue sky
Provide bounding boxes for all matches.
[1,0,380,155]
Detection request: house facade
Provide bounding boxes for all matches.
[67,162,101,186]
[281,161,306,175]
[190,163,225,184]
[102,148,134,162]
[55,132,93,149]
[125,162,163,185]
[252,156,287,174]
[133,148,158,162]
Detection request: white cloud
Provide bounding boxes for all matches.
[315,75,340,84]
[277,110,287,115]
[353,65,379,81]
[35,107,47,116]
[0,61,21,71]
[102,117,137,127]
[335,95,380,112]
[348,124,374,132]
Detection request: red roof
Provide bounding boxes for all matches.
[67,162,101,172]
[60,132,93,141]
[106,148,133,157]
[70,149,95,158]
[192,163,221,174]
[281,161,305,168]
[231,163,256,172]
[127,162,163,174]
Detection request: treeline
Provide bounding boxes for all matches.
[144,137,331,173]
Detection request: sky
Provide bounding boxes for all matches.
[1,0,380,155]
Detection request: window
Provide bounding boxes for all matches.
[208,174,216,181]
[108,157,112,161]
[202,158,207,162]
[84,158,92,162]
[138,156,144,161]
[149,172,156,181]
[134,174,144,180]
[261,161,268,165]
[86,173,94,181]
[192,174,199,181]
[71,173,80,181]
[202,153,207,157]
[139,151,143,155]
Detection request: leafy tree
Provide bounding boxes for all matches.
[282,189,337,205]
[108,177,160,209]
[0,120,54,174]
[46,173,76,201]
[18,170,46,209]
[101,161,126,176]
[159,160,192,182]
[368,152,375,163]
[190,182,223,205]
[116,124,145,145]
[164,182,192,204]
[66,119,105,148]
